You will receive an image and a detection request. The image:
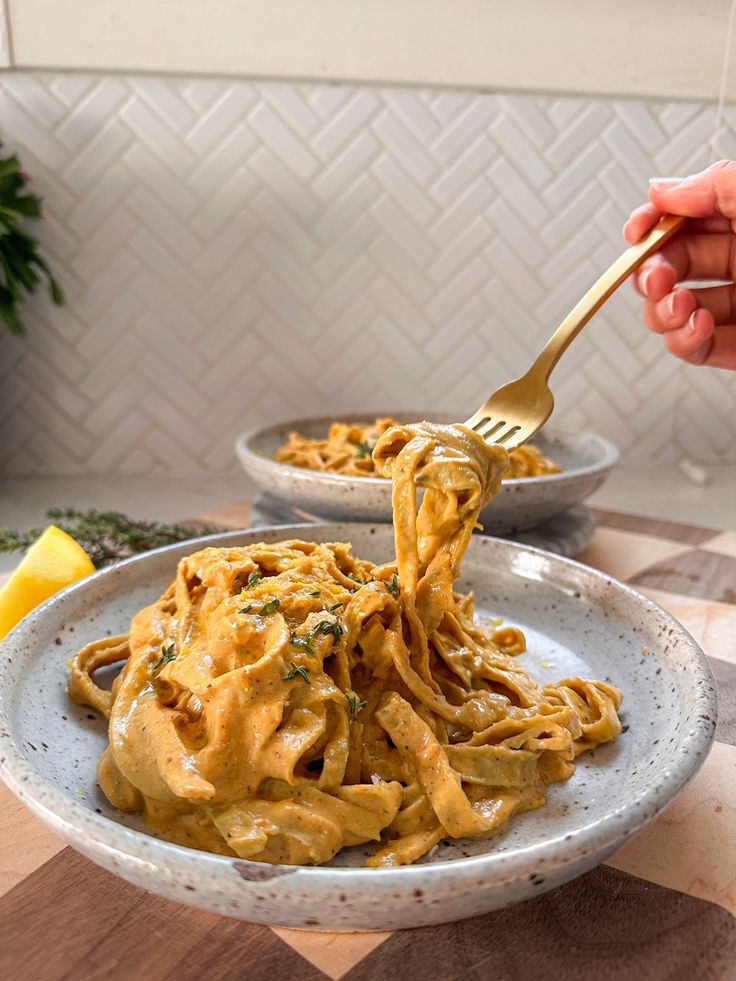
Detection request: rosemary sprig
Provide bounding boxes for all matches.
[245,572,262,588]
[283,663,310,683]
[0,508,220,569]
[355,441,373,459]
[386,574,400,596]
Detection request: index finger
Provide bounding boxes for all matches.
[625,208,731,244]
[649,159,736,220]
[623,203,662,244]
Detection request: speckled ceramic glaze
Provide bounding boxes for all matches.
[249,494,598,558]
[0,525,716,931]
[235,414,619,534]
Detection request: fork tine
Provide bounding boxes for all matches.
[479,420,505,439]
[467,413,528,447]
[468,415,490,433]
[495,425,522,445]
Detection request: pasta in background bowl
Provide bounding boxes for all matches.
[274,416,561,479]
[236,413,619,534]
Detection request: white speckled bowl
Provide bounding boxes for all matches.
[0,525,715,931]
[235,415,619,534]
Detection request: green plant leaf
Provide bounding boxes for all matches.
[0,141,62,333]
[0,300,23,335]
[0,157,21,180]
[49,277,64,305]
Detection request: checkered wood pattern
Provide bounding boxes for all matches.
[1,73,736,476]
[1,507,735,980]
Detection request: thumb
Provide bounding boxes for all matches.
[649,160,736,219]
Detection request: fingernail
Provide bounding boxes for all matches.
[688,312,698,333]
[666,292,677,317]
[649,177,683,192]
[641,269,653,295]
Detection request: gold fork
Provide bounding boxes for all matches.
[465,214,686,448]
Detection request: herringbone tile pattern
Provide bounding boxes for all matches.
[0,74,734,474]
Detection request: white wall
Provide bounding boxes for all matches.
[0,73,734,475]
[4,1,736,101]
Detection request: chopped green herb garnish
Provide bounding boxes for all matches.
[290,632,314,654]
[246,571,262,588]
[153,643,176,670]
[348,574,367,586]
[329,602,343,612]
[311,619,344,644]
[238,604,253,614]
[347,693,367,717]
[290,617,344,655]
[258,598,280,616]
[386,574,400,596]
[309,589,321,597]
[283,663,310,683]
[356,441,373,458]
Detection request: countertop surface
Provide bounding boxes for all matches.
[1,466,734,573]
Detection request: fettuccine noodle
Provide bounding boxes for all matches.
[69,421,621,867]
[274,417,560,479]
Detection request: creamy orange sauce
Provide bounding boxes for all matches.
[69,421,621,867]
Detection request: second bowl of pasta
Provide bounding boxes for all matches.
[235,413,619,535]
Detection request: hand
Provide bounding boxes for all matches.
[623,159,736,369]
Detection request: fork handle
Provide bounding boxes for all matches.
[530,214,687,381]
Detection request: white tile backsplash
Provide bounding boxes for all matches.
[0,73,734,476]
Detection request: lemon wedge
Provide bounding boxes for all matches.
[0,525,95,641]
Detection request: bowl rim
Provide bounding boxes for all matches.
[0,524,716,890]
[235,413,621,490]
